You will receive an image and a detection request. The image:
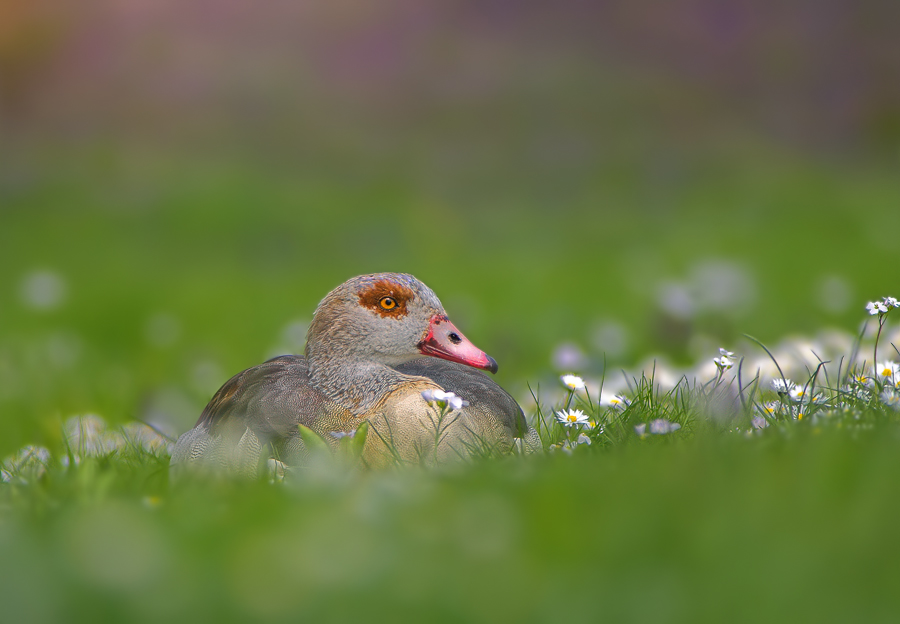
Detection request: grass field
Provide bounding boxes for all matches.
[4,363,900,623]
[3,84,900,621]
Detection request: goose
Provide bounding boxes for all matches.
[170,273,537,476]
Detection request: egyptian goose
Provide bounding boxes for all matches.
[171,273,534,476]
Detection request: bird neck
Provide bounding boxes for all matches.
[306,346,412,416]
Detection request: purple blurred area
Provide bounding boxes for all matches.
[3,0,899,157]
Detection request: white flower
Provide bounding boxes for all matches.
[421,389,443,403]
[885,296,899,309]
[750,415,769,430]
[719,348,735,358]
[713,355,733,371]
[771,378,796,394]
[649,419,682,434]
[875,361,900,381]
[881,391,900,410]
[447,395,467,410]
[560,374,586,391]
[867,300,889,315]
[634,423,647,436]
[421,389,468,410]
[576,433,592,445]
[555,408,590,427]
[600,393,630,410]
[789,385,809,402]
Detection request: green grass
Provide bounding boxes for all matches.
[3,134,900,622]
[3,140,899,451]
[3,416,900,623]
[3,314,900,622]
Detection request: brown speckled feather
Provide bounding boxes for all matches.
[197,355,356,438]
[171,355,360,473]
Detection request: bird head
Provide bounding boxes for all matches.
[306,273,498,373]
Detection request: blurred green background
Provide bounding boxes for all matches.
[3,2,900,622]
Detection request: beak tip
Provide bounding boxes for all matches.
[485,355,499,374]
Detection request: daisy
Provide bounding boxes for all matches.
[850,372,872,387]
[555,408,590,427]
[874,361,900,381]
[881,391,900,410]
[600,393,630,410]
[772,378,796,395]
[560,374,586,391]
[789,385,809,402]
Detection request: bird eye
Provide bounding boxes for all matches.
[380,296,397,310]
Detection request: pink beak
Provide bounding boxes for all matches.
[417,315,498,374]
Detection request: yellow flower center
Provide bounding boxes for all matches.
[882,368,892,377]
[798,413,804,420]
[567,415,577,422]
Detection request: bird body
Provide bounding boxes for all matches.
[171,273,533,477]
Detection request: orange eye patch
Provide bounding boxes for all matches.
[358,280,415,318]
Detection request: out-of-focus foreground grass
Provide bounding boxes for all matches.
[3,426,900,623]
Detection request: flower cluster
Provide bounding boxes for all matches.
[867,296,899,316]
[533,295,900,453]
[421,389,468,411]
[713,348,735,372]
[763,377,826,421]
